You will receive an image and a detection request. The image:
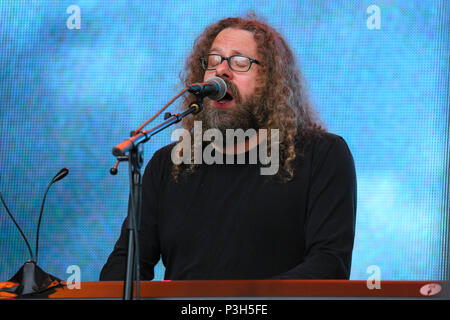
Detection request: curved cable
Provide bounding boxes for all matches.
[135,87,189,133]
[0,190,35,261]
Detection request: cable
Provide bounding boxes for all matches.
[135,87,188,133]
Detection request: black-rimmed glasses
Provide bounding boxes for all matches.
[200,54,261,72]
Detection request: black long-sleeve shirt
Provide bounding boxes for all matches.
[100,131,357,280]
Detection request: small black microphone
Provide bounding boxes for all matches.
[35,168,69,263]
[188,76,227,101]
[0,168,70,263]
[51,168,69,183]
[0,168,69,296]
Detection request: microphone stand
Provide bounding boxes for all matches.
[111,98,203,300]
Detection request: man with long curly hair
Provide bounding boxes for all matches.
[100,15,357,281]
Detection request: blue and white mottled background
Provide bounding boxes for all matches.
[0,0,448,282]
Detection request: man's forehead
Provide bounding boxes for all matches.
[209,28,258,57]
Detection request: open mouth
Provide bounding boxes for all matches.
[215,91,234,106]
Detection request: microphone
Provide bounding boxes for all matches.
[188,76,227,101]
[0,168,69,297]
[35,168,69,263]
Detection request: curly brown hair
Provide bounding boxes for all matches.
[173,14,324,182]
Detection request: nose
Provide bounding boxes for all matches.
[214,59,233,80]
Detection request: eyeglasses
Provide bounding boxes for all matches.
[200,54,261,72]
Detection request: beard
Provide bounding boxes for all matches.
[196,78,264,135]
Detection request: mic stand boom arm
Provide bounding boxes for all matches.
[112,102,203,157]
[111,99,203,301]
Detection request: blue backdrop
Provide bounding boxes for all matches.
[0,0,448,282]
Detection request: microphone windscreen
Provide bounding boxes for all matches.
[207,76,227,101]
[52,168,69,183]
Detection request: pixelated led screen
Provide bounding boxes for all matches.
[0,0,448,282]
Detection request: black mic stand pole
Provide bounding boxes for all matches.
[111,98,203,301]
[123,139,143,300]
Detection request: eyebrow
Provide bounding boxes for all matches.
[209,47,249,57]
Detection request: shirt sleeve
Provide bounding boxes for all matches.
[273,135,357,279]
[99,148,165,281]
